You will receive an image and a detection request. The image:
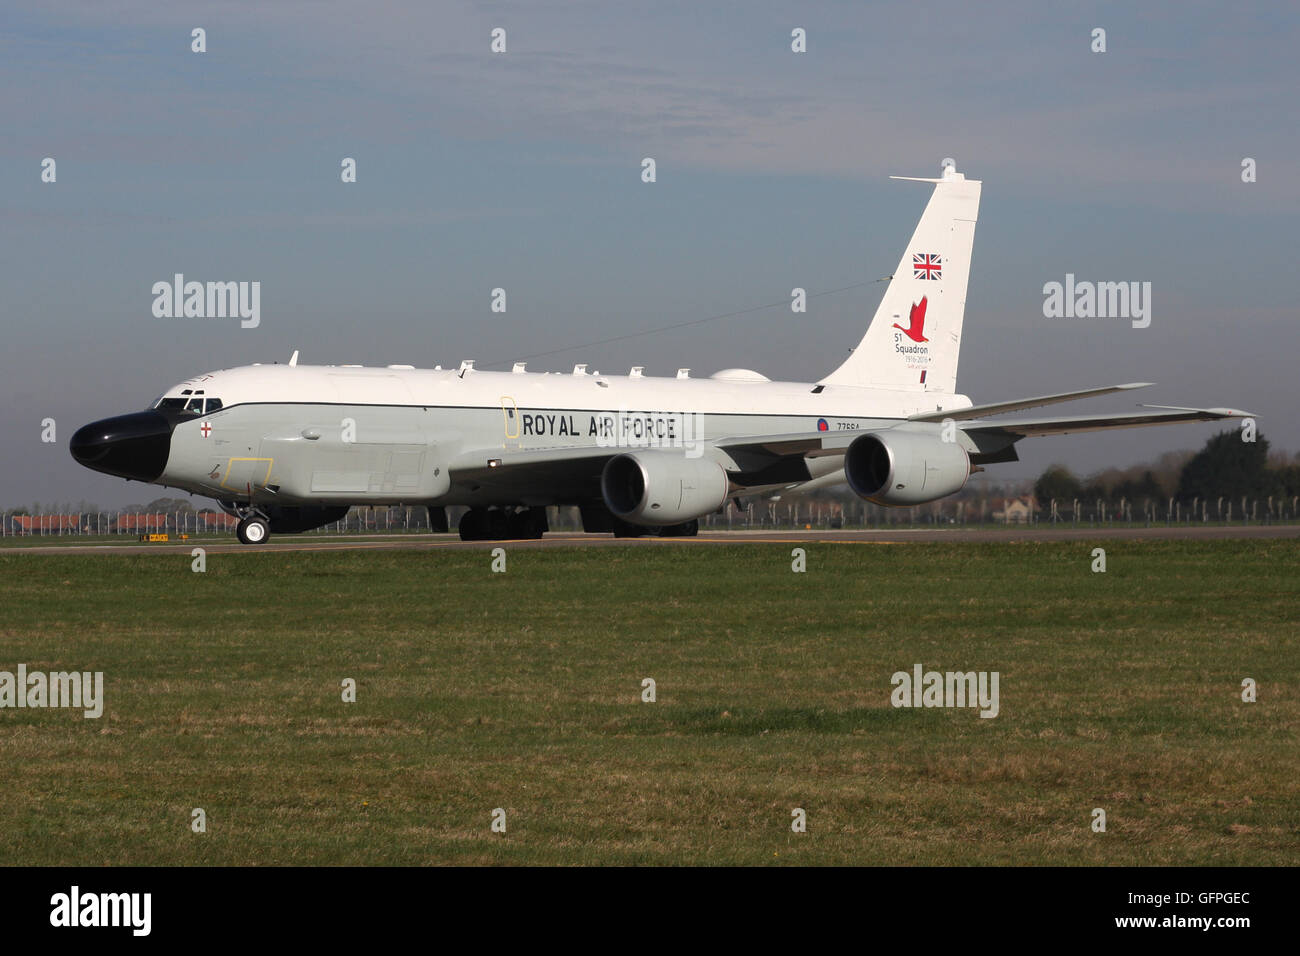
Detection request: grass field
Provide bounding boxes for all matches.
[1,539,1296,865]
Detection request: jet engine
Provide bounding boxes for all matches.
[601,451,730,526]
[843,430,969,506]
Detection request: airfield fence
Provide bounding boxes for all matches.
[4,495,1300,537]
[698,495,1300,530]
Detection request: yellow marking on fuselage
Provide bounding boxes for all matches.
[219,457,274,491]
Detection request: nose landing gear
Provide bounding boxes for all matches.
[236,516,270,545]
[219,500,273,545]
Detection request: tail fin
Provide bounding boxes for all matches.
[819,165,981,393]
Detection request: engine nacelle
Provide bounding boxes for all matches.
[601,451,729,526]
[843,430,970,506]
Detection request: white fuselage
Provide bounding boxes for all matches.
[152,363,974,506]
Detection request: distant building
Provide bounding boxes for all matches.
[992,496,1037,524]
[9,514,82,535]
[196,512,239,531]
[115,513,169,532]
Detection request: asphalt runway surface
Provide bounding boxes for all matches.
[8,523,1300,556]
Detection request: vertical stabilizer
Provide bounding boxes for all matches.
[819,165,981,393]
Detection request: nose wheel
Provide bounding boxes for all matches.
[236,516,270,545]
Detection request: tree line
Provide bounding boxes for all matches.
[1035,429,1299,505]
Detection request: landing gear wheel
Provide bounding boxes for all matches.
[459,509,488,541]
[486,509,512,539]
[612,518,650,538]
[462,507,549,541]
[237,516,270,545]
[508,507,548,540]
[658,519,699,537]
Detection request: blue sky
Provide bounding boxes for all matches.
[3,1,1297,507]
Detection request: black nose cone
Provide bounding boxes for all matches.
[70,411,172,481]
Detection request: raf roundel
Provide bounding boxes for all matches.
[817,418,829,432]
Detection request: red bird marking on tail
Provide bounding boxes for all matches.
[893,297,929,343]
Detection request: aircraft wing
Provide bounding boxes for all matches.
[961,405,1254,439]
[713,407,1255,487]
[908,382,1153,422]
[444,405,1252,501]
[445,431,865,500]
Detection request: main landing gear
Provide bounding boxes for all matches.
[577,503,699,538]
[459,506,549,541]
[609,518,698,538]
[656,519,699,537]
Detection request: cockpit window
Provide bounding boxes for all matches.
[156,397,200,413]
[156,389,220,414]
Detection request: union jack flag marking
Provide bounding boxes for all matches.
[913,253,942,280]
